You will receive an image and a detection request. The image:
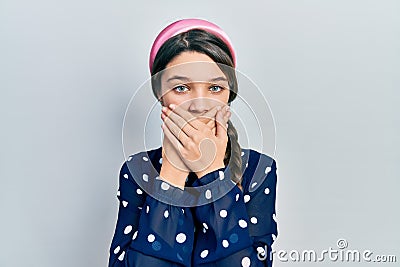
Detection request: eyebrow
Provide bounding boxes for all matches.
[166,75,228,83]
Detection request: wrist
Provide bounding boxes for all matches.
[159,162,189,189]
[195,162,225,179]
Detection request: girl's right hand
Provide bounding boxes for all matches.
[160,105,231,176]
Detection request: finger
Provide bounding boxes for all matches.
[163,114,192,147]
[186,105,220,130]
[161,123,183,150]
[166,104,222,133]
[212,105,228,124]
[223,106,231,122]
[223,112,230,126]
[206,117,216,128]
[164,105,197,138]
[204,106,228,133]
[206,105,229,129]
[167,104,204,138]
[215,107,228,138]
[200,105,219,122]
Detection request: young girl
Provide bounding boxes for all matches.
[108,18,278,267]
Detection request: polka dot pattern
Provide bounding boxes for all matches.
[147,234,155,242]
[219,171,224,180]
[132,231,138,240]
[118,251,125,261]
[176,233,186,243]
[161,182,170,190]
[238,219,248,228]
[265,166,271,174]
[205,189,212,199]
[124,225,132,234]
[241,256,251,267]
[219,209,228,218]
[200,250,209,258]
[109,148,278,266]
[264,187,270,194]
[257,246,265,256]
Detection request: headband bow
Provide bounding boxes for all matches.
[149,18,236,73]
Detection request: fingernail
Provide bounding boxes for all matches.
[162,106,167,112]
[225,106,230,111]
[169,104,176,109]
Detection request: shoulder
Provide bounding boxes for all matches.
[122,146,161,169]
[124,147,157,164]
[119,146,162,183]
[241,147,276,170]
[240,148,277,193]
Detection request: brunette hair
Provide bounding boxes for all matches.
[150,29,243,188]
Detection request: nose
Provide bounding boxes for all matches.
[187,86,212,115]
[188,98,210,114]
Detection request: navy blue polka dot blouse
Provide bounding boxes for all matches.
[108,146,278,266]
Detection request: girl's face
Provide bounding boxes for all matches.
[160,51,230,123]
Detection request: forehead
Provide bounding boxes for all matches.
[162,52,227,83]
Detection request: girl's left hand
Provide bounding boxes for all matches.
[161,104,230,178]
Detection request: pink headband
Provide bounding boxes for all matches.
[149,18,236,73]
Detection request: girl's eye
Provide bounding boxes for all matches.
[172,85,224,94]
[173,85,189,93]
[210,85,224,93]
